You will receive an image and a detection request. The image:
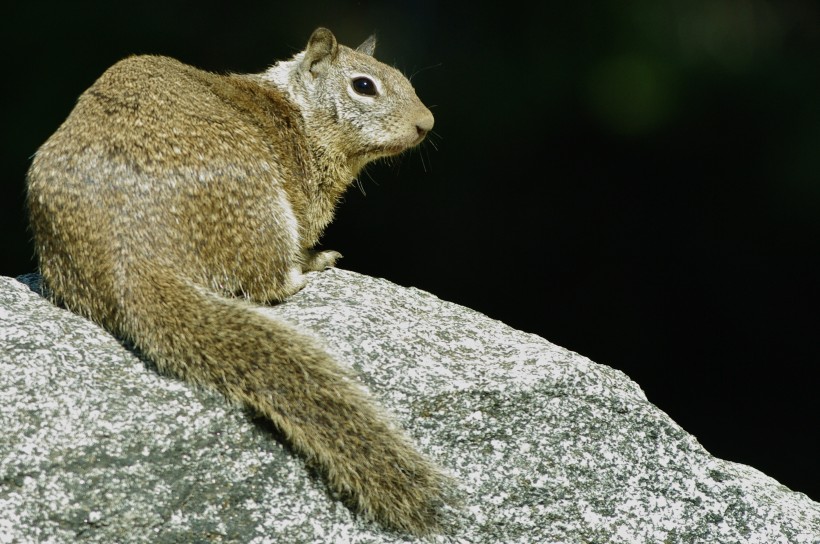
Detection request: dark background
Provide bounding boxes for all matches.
[3,1,818,501]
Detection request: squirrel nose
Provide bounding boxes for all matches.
[416,108,434,138]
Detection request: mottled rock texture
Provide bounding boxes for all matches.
[1,270,818,543]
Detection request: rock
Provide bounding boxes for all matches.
[1,269,818,543]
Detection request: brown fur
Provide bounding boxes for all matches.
[26,28,446,535]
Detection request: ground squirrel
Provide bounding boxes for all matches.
[26,28,447,535]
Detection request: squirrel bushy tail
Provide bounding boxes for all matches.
[121,266,447,534]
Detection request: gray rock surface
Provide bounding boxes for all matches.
[1,269,818,544]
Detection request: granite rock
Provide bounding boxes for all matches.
[1,270,818,543]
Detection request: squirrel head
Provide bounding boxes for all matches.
[265,28,434,169]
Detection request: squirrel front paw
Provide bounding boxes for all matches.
[303,249,343,272]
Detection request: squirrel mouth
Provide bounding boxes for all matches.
[384,145,408,155]
[411,133,428,147]
[369,143,410,157]
[389,135,427,155]
[361,134,425,159]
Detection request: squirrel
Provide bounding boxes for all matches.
[26,28,448,535]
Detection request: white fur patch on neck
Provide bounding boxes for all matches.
[262,57,310,112]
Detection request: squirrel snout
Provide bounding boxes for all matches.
[415,109,435,139]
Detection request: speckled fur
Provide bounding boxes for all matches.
[26,28,446,535]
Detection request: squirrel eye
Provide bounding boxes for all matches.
[351,77,378,97]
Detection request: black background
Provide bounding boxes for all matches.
[3,1,818,501]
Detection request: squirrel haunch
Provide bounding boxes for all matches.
[26,28,446,535]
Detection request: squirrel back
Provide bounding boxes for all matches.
[26,28,446,535]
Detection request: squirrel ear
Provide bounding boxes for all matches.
[356,34,377,56]
[301,27,339,76]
